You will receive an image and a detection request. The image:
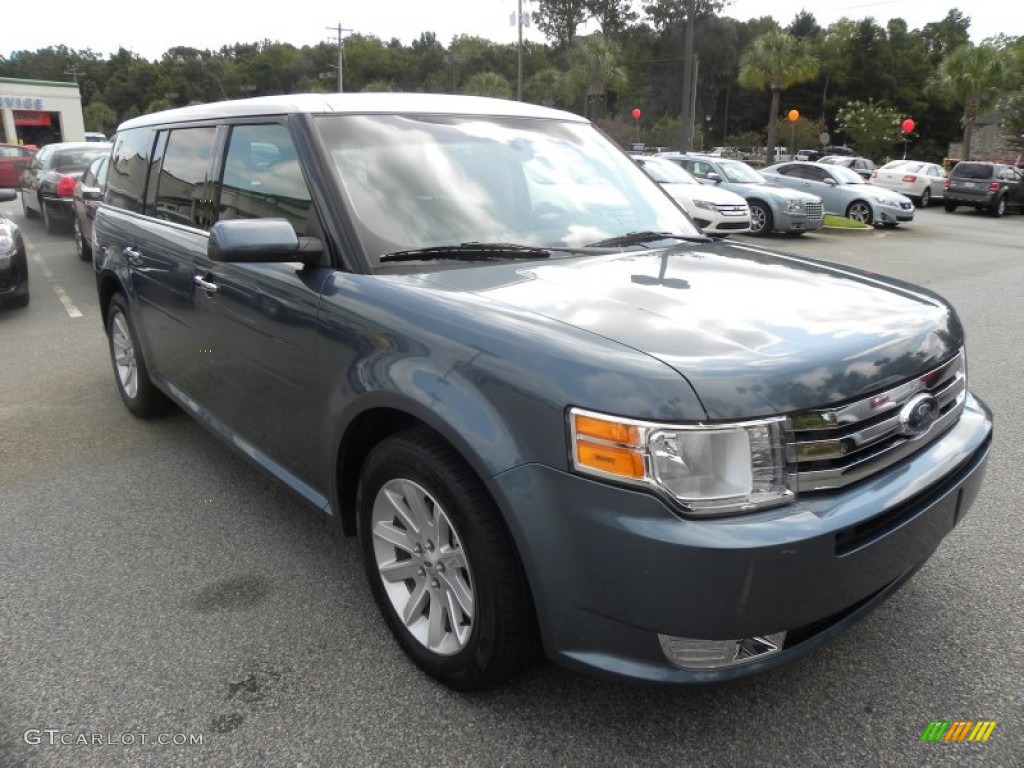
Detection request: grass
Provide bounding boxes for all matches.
[823,214,871,229]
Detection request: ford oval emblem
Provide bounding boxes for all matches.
[899,393,940,437]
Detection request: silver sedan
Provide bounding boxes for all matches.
[762,162,915,226]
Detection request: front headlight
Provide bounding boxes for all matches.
[569,408,795,516]
[785,200,803,212]
[693,199,718,211]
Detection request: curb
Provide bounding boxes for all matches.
[818,224,876,235]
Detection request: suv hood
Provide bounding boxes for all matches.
[423,243,962,419]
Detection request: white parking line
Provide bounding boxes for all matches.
[28,249,83,319]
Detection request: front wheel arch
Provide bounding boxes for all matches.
[846,199,873,224]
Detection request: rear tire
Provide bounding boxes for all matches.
[22,191,38,219]
[944,201,957,212]
[74,217,92,261]
[990,196,1006,217]
[358,427,538,691]
[105,293,174,418]
[919,188,930,208]
[42,199,58,234]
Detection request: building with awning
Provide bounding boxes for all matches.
[0,77,85,147]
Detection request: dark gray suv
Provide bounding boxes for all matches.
[92,94,992,691]
[944,161,1024,216]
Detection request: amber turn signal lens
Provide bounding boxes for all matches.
[576,440,645,479]
[574,414,639,445]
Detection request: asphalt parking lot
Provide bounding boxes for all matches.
[1,199,1022,767]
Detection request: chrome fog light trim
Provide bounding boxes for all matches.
[658,632,786,669]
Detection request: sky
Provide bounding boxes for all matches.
[2,0,1017,61]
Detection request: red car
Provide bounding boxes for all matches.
[0,143,36,188]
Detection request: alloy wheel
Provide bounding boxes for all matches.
[370,478,476,656]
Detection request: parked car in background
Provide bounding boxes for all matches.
[0,189,29,307]
[659,152,824,236]
[92,94,991,692]
[794,149,821,162]
[870,160,947,207]
[84,132,108,142]
[822,146,857,157]
[762,161,915,226]
[634,155,750,236]
[818,155,877,180]
[943,161,1024,217]
[20,141,112,234]
[72,155,109,261]
[0,143,37,188]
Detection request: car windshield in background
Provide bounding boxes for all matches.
[717,161,766,183]
[314,114,700,265]
[54,149,110,173]
[637,156,700,185]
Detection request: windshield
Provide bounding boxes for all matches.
[716,160,766,184]
[313,114,700,267]
[830,166,866,185]
[636,157,699,185]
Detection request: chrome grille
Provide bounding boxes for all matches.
[790,352,966,493]
[716,204,749,217]
[805,201,824,221]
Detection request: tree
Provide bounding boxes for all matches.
[834,100,903,159]
[83,101,117,135]
[534,0,587,50]
[738,28,819,161]
[462,72,514,99]
[926,43,1016,159]
[586,0,639,38]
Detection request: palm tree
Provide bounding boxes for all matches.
[565,34,627,120]
[926,43,1017,160]
[738,29,819,163]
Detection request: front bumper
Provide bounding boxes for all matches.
[490,393,992,683]
[775,209,824,233]
[877,201,915,223]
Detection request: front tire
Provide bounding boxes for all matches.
[748,201,772,236]
[105,294,173,417]
[358,427,537,691]
[846,200,873,225]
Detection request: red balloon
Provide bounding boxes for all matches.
[902,118,915,133]
[631,108,641,121]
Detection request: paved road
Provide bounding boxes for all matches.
[1,200,1021,767]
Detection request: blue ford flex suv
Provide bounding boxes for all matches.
[93,94,992,690]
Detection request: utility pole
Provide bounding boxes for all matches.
[64,64,83,84]
[679,0,695,151]
[326,22,352,93]
[511,1,531,101]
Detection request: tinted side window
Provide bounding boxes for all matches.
[153,127,217,230]
[217,123,312,236]
[107,128,155,213]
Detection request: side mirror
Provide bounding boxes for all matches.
[706,172,722,183]
[208,218,323,265]
[824,178,837,186]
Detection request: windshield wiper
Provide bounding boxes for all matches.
[380,242,553,263]
[584,231,711,248]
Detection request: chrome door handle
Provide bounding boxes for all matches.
[123,246,142,267]
[193,275,218,293]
